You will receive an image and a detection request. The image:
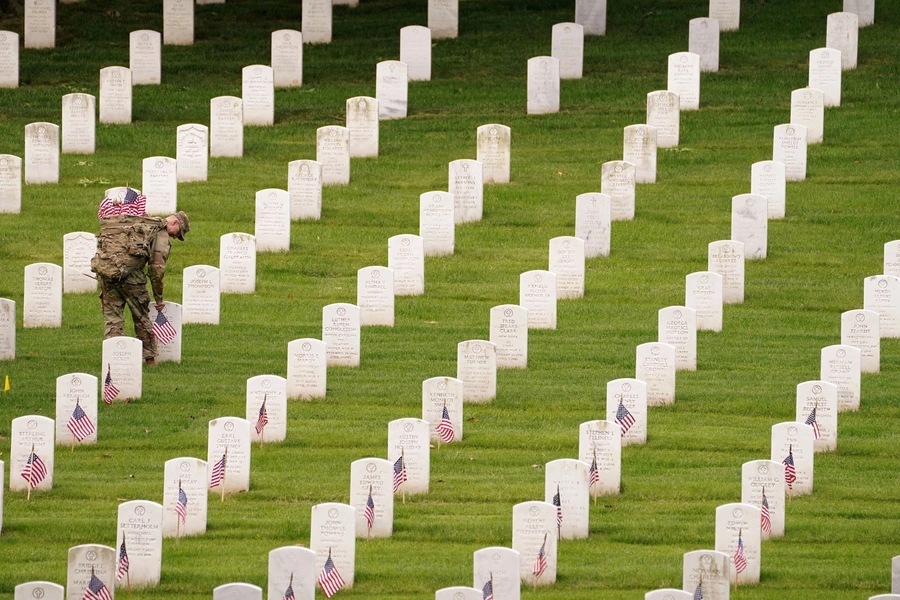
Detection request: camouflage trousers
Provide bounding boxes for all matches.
[99,277,157,360]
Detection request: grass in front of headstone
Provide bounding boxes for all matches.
[1,0,900,597]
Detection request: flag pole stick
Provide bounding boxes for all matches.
[556,484,561,542]
[592,448,598,505]
[221,446,228,503]
[26,443,35,501]
[259,394,266,450]
[401,448,406,505]
[490,572,494,598]
[787,444,793,503]
[108,363,113,403]
[72,399,78,453]
[124,531,131,594]
[734,528,741,589]
[367,484,372,541]
[176,479,182,543]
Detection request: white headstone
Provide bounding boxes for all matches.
[790,88,824,145]
[115,500,162,587]
[56,373,98,446]
[316,125,350,185]
[606,378,648,446]
[15,582,64,600]
[0,154,22,213]
[24,122,59,184]
[388,234,425,296]
[357,266,394,326]
[322,303,360,367]
[149,302,182,364]
[886,241,900,278]
[623,124,657,184]
[428,0,458,39]
[601,160,636,220]
[473,547,520,600]
[219,232,256,294]
[289,160,323,219]
[255,188,290,252]
[476,124,511,184]
[709,0,739,30]
[302,0,332,45]
[658,306,697,371]
[894,556,900,593]
[66,545,116,600]
[213,584,261,600]
[242,65,274,126]
[730,193,767,260]
[346,96,379,158]
[750,160,785,219]
[287,338,327,399]
[827,12,858,70]
[130,30,161,85]
[773,123,808,181]
[646,90,680,148]
[821,344,861,412]
[635,342,676,407]
[101,336,142,401]
[682,550,730,600]
[268,546,316,600]
[527,56,560,115]
[400,26,431,81]
[176,124,208,182]
[714,503,761,584]
[741,459,786,538]
[843,0,874,26]
[578,420,621,495]
[520,270,557,329]
[61,93,96,154]
[575,192,611,258]
[841,309,879,373]
[182,265,220,324]
[864,275,900,338]
[667,52,700,110]
[24,262,62,327]
[436,587,481,600]
[210,96,243,158]
[771,421,814,496]
[545,458,590,539]
[457,340,497,403]
[686,271,723,332]
[689,18,720,72]
[141,156,177,215]
[490,304,528,369]
[549,236,585,299]
[208,416,251,494]
[376,60,408,120]
[388,418,430,495]
[99,66,132,124]
[575,0,606,35]
[512,501,558,586]
[10,415,54,492]
[24,0,55,48]
[63,232,97,294]
[163,0,193,45]
[310,503,356,588]
[796,380,838,452]
[162,456,207,537]
[422,376,464,442]
[646,591,691,600]
[552,23,584,79]
[420,191,455,256]
[707,240,744,304]
[0,31,19,87]
[246,375,287,444]
[0,298,15,360]
[272,29,303,87]
[809,48,842,107]
[448,159,483,223]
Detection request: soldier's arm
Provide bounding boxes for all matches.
[148,231,171,305]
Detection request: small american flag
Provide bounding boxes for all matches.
[733,533,748,574]
[82,573,113,600]
[67,402,95,442]
[693,582,703,600]
[364,489,375,529]
[210,452,226,488]
[175,484,188,526]
[392,455,407,493]
[588,452,600,488]
[318,553,345,598]
[783,449,797,489]
[553,489,562,527]
[97,187,147,219]
[436,405,455,443]
[615,401,635,436]
[482,579,493,600]
[282,580,295,600]
[255,398,269,435]
[532,536,548,579]
[20,451,48,488]
[804,406,821,440]
[760,489,771,534]
[152,311,177,346]
[116,538,129,581]
[103,366,119,405]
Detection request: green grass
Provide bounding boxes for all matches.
[1,0,900,598]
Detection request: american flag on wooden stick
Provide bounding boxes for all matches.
[152,311,177,346]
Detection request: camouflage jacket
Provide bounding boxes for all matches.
[93,215,171,303]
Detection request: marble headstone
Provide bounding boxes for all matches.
[796,380,838,452]
[667,52,700,110]
[357,266,394,327]
[66,545,115,600]
[163,0,193,45]
[0,155,22,213]
[246,375,287,444]
[255,188,290,252]
[750,160,785,219]
[346,96,379,157]
[575,192,611,258]
[428,0,458,39]
[885,241,900,278]
[709,0,739,30]
[0,298,15,360]
[272,29,303,87]
[457,340,497,403]
[0,32,19,88]
[210,96,243,158]
[646,90,680,148]
[24,0,55,48]
[551,23,584,79]
[730,193,767,260]
[714,503,761,584]
[268,546,316,600]
[658,306,697,371]
[473,547,520,600]
[288,160,323,219]
[420,191,455,256]
[682,550,730,600]
[55,372,99,446]
[578,420,621,495]
[24,262,62,327]
[512,501,558,586]
[162,456,207,537]
[490,304,528,369]
[646,591,691,600]
[130,30,161,84]
[841,309,879,373]
[286,338,327,399]
[207,416,251,494]
[864,275,900,338]
[773,123,808,181]
[791,88,824,144]
[809,48,842,107]
[142,156,176,215]
[10,415,55,492]
[476,124,511,184]
[401,26,431,81]
[707,240,744,304]
[101,336,142,401]
[349,458,394,537]
[545,458,590,539]
[601,160,636,220]
[316,125,350,185]
[771,421,814,496]
[63,232,97,294]
[376,61,408,120]
[176,124,208,182]
[449,159,483,223]
[527,56,560,115]
[606,378,648,446]
[635,342,676,407]
[61,93,96,154]
[182,265,220,324]
[24,122,59,184]
[843,0,874,27]
[99,66,132,124]
[322,303,360,367]
[212,584,261,600]
[741,459,786,538]
[148,302,182,364]
[689,18,719,72]
[821,344,861,412]
[894,556,899,593]
[310,503,356,588]
[520,270,557,329]
[388,418,430,495]
[219,232,256,294]
[14,582,64,600]
[549,236,585,299]
[388,234,425,296]
[827,12,858,70]
[575,0,606,35]
[302,0,332,45]
[116,500,163,587]
[242,65,274,126]
[422,376,464,442]
[623,124,657,184]
[685,271,723,332]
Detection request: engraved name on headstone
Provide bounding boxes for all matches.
[130,30,161,84]
[658,306,697,371]
[220,233,256,294]
[401,26,431,81]
[731,194,767,260]
[163,0,193,45]
[420,191,455,256]
[0,32,20,88]
[63,232,97,294]
[162,456,207,537]
[552,23,584,79]
[820,344,861,412]
[0,155,22,213]
[575,192,611,258]
[142,156,176,215]
[207,416,251,494]
[310,503,356,588]
[606,378,648,446]
[520,270,557,329]
[473,547,520,600]
[357,266,394,327]
[0,298,15,360]
[449,159,484,224]
[714,503,761,584]
[689,17,719,72]
[578,420,621,494]
[288,160,323,220]
[388,418,430,494]
[667,52,700,110]
[707,240,744,304]
[771,421,814,496]
[864,275,900,338]
[349,458,394,537]
[210,96,243,158]
[476,124,511,184]
[682,549,730,600]
[56,372,99,446]
[709,0,739,31]
[316,126,350,185]
[635,342,676,407]
[24,262,62,327]
[388,234,424,296]
[255,188,290,252]
[66,545,115,600]
[623,124,657,184]
[827,12,858,70]
[346,96,379,157]
[287,338,327,399]
[272,30,303,87]
[428,0,458,39]
[116,500,163,587]
[686,271,723,332]
[182,265,220,324]
[809,48,842,107]
[750,160,785,219]
[647,90,680,148]
[457,340,497,403]
[527,56,560,115]
[422,376,464,442]
[242,65,274,126]
[24,0,55,49]
[376,60,408,120]
[575,0,606,35]
[549,236,585,299]
[268,546,316,600]
[796,380,838,452]
[741,459,786,538]
[24,122,60,184]
[773,123,808,182]
[247,375,287,443]
[841,309,879,373]
[176,124,208,182]
[149,302,182,364]
[545,458,590,539]
[302,0,332,45]
[490,304,528,369]
[791,88,824,145]
[62,93,96,154]
[99,66,132,124]
[601,160,636,221]
[885,241,900,278]
[322,303,360,367]
[10,415,54,492]
[101,336,142,400]
[512,501,558,586]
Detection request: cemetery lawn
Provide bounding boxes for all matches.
[1,0,900,597]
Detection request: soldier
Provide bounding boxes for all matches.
[92,210,190,366]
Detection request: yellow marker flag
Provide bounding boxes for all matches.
[3,375,8,392]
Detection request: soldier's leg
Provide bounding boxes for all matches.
[99,278,126,339]
[124,283,158,361]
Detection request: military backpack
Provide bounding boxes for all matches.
[90,215,166,282]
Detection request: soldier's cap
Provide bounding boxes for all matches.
[173,211,190,241]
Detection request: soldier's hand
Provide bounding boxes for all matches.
[155,302,166,311]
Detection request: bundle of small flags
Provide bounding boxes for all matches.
[97,187,147,219]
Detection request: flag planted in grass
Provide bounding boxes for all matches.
[255,397,268,435]
[103,366,119,405]
[615,400,635,436]
[20,451,48,488]
[210,453,226,488]
[116,538,129,581]
[175,484,188,525]
[782,447,796,489]
[760,488,771,534]
[532,533,548,579]
[436,404,454,443]
[318,551,345,598]
[152,311,177,346]
[804,406,821,440]
[67,401,95,441]
[553,489,562,527]
[82,572,113,600]
[364,489,375,530]
[392,455,407,493]
[733,530,748,574]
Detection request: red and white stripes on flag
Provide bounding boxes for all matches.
[103,366,119,405]
[733,534,748,574]
[116,539,129,581]
[760,489,771,534]
[152,311,177,346]
[210,453,226,488]
[255,398,268,435]
[435,405,455,443]
[392,455,407,493]
[364,490,375,530]
[804,406,821,440]
[97,187,147,219]
[532,537,548,579]
[67,402,95,442]
[20,452,48,488]
[317,553,345,598]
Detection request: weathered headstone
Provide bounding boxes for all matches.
[843,0,874,27]
[116,500,162,587]
[101,336,142,400]
[512,501,558,586]
[346,96,379,158]
[56,373,98,446]
[667,52,700,110]
[790,88,824,145]
[288,160,323,219]
[449,159,483,223]
[490,304,528,369]
[741,459,786,538]
[750,160,785,219]
[286,338,327,399]
[771,421,814,496]
[322,303,360,367]
[457,340,497,403]
[821,344,861,412]
[809,48,842,107]
[473,547,520,600]
[176,124,208,182]
[401,26,431,81]
[658,306,697,371]
[182,265,220,324]
[773,123,808,181]
[99,66,132,124]
[302,0,332,45]
[242,65,274,126]
[730,194,768,260]
[686,271,723,332]
[210,96,243,158]
[219,232,256,294]
[24,122,59,184]
[316,125,350,185]
[623,124,657,184]
[428,0,458,39]
[646,590,691,600]
[130,30,161,85]
[606,378,648,446]
[714,503,761,584]
[0,155,22,213]
[61,93,96,154]
[14,582,64,600]
[682,550,730,600]
[388,418,430,495]
[552,23,584,79]
[149,302,182,364]
[420,191,455,256]
[246,375,287,444]
[422,376,464,442]
[841,309,880,373]
[646,90,680,148]
[272,30,303,87]
[827,12,858,70]
[527,56,560,115]
[476,124,511,184]
[24,0,55,48]
[520,270,557,329]
[163,0,193,45]
[388,234,425,296]
[310,503,356,588]
[141,157,176,215]
[63,232,97,294]
[886,241,900,278]
[0,298,15,360]
[545,458,590,539]
[689,18,720,72]
[635,342,676,407]
[10,415,54,492]
[0,32,19,88]
[709,0,739,31]
[255,188,290,252]
[707,240,744,304]
[578,420,621,495]
[162,456,207,537]
[207,416,251,494]
[796,380,838,452]
[376,61,408,120]
[357,266,394,326]
[24,262,62,327]
[549,236,585,299]
[864,275,900,338]
[268,546,316,600]
[575,192,611,258]
[575,0,606,35]
[601,160,636,220]
[212,584,261,600]
[66,545,116,600]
